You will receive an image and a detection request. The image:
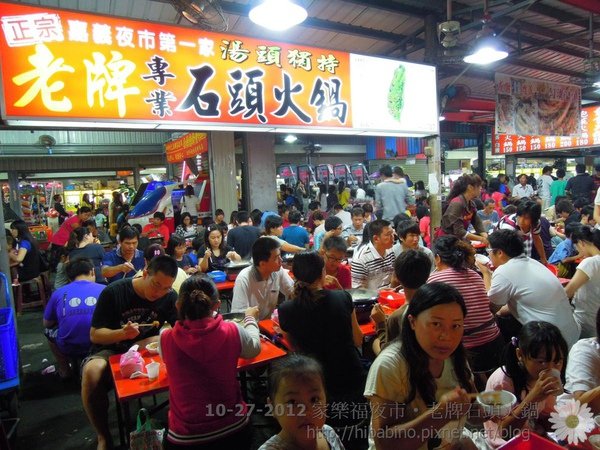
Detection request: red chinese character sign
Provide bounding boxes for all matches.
[0,2,439,137]
[495,73,581,136]
[493,106,600,155]
[165,133,207,164]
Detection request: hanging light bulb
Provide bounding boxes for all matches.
[249,0,308,31]
[464,33,508,65]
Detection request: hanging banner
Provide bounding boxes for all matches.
[495,73,581,136]
[164,132,207,163]
[0,2,439,137]
[493,106,600,154]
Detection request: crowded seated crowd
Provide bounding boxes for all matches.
[7,164,600,450]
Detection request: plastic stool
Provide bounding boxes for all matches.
[13,276,48,314]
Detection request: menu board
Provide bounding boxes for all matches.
[495,74,581,136]
[493,106,600,154]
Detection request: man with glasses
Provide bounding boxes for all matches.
[476,229,579,348]
[351,219,395,290]
[322,236,351,289]
[231,237,294,320]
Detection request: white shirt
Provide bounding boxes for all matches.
[335,209,353,229]
[537,174,554,199]
[565,338,600,394]
[513,184,534,199]
[488,255,580,348]
[572,255,600,338]
[350,242,395,289]
[231,266,294,320]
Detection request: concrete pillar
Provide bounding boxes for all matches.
[505,155,517,184]
[208,131,237,219]
[243,133,277,212]
[133,167,141,190]
[425,137,442,237]
[7,171,21,219]
[476,128,487,179]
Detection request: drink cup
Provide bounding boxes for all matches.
[146,361,160,381]
[548,368,563,395]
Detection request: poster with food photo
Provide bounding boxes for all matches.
[495,74,581,136]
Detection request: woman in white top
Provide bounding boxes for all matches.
[565,225,600,338]
[180,185,199,220]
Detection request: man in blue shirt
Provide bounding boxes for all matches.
[101,226,145,283]
[43,258,106,378]
[281,210,309,248]
[477,199,500,232]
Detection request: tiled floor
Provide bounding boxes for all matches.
[14,309,278,449]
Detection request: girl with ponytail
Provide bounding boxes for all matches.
[159,276,260,449]
[565,225,600,338]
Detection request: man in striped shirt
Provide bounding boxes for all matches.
[351,219,395,290]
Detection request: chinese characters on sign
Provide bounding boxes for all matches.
[0,2,351,128]
[165,132,208,164]
[493,106,600,154]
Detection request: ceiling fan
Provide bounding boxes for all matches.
[169,0,228,31]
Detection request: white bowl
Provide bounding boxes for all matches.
[476,390,517,417]
[474,254,490,265]
[146,342,159,355]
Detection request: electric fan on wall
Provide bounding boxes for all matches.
[169,0,228,31]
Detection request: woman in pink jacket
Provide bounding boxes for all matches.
[160,277,260,449]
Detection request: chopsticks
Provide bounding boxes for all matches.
[137,322,160,328]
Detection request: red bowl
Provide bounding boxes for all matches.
[378,290,406,309]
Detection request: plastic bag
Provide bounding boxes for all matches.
[129,408,164,450]
[119,344,144,378]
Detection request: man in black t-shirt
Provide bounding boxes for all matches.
[81,255,178,450]
[566,163,594,202]
[226,210,261,260]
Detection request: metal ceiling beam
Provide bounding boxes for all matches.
[214,1,424,46]
[528,3,590,28]
[494,59,582,78]
[337,0,442,18]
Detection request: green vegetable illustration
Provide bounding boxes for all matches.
[388,65,406,121]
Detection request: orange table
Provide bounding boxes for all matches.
[215,280,235,291]
[110,338,287,446]
[359,304,397,337]
[258,319,292,350]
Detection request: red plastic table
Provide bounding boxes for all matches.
[109,338,287,446]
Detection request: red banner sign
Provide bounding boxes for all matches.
[165,133,208,163]
[493,106,600,155]
[0,2,439,136]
